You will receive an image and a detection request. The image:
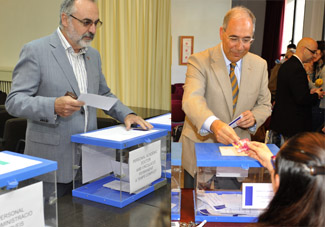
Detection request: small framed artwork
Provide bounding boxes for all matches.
[179,36,194,65]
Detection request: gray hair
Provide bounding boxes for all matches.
[222,6,256,34]
[59,0,96,27]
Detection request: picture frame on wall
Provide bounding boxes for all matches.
[179,36,194,65]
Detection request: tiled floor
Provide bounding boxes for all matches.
[57,183,170,227]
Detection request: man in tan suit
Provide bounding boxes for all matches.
[180,6,272,187]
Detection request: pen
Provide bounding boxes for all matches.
[132,128,148,131]
[197,220,207,227]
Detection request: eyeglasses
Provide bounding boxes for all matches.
[227,35,254,45]
[69,14,102,28]
[305,47,317,55]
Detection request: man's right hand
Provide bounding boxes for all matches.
[210,120,240,145]
[54,96,85,117]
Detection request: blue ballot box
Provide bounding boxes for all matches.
[147,113,172,177]
[146,113,171,131]
[71,125,168,208]
[171,142,182,221]
[0,151,58,227]
[194,143,279,223]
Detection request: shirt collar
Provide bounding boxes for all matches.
[57,27,87,55]
[293,54,304,67]
[221,43,242,70]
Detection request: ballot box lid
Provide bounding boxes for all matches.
[71,125,168,149]
[146,113,171,131]
[195,143,279,167]
[0,151,57,188]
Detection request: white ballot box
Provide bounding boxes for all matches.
[71,125,168,208]
[0,151,58,227]
[171,142,182,221]
[194,143,279,223]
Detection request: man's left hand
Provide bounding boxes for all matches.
[124,114,153,130]
[237,110,256,128]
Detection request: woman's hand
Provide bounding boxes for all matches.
[246,142,274,172]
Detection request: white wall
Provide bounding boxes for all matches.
[171,0,231,84]
[303,0,325,41]
[0,0,61,69]
[233,0,266,56]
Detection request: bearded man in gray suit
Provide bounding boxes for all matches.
[5,0,152,196]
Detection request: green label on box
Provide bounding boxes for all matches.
[0,160,9,165]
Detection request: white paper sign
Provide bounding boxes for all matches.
[78,93,117,111]
[242,183,274,209]
[129,140,161,193]
[81,145,115,184]
[0,182,44,227]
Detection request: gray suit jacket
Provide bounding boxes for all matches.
[6,31,133,183]
[180,44,271,176]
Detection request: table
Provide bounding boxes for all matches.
[58,183,170,227]
[179,189,254,227]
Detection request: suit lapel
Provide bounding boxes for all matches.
[211,44,233,116]
[84,52,95,94]
[49,32,80,96]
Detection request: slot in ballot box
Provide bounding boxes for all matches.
[194,143,279,223]
[71,125,168,208]
[171,142,182,221]
[0,151,58,227]
[147,113,172,178]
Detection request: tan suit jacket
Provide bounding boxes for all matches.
[180,43,272,176]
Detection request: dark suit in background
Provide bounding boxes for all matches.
[270,55,319,137]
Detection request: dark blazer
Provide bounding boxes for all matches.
[6,31,133,183]
[270,55,318,137]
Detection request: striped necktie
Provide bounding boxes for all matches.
[230,62,239,114]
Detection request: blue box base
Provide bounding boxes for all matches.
[171,190,181,220]
[72,175,166,208]
[193,190,259,223]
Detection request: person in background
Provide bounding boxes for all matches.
[306,41,324,83]
[180,6,271,188]
[268,48,295,104]
[307,41,325,132]
[269,37,323,147]
[246,132,325,227]
[5,0,152,197]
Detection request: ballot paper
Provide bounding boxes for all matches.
[81,145,115,184]
[78,93,117,111]
[103,180,147,194]
[229,114,243,128]
[196,191,262,217]
[219,146,248,156]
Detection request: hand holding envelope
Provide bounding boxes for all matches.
[54,92,85,117]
